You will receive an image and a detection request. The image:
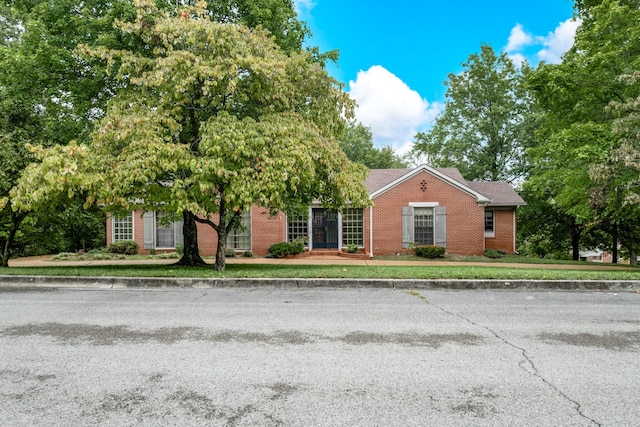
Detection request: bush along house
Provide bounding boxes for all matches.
[106,165,526,257]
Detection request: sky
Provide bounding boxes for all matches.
[294,0,580,155]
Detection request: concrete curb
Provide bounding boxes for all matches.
[1,275,640,291]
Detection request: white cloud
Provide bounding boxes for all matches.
[503,18,581,66]
[508,53,528,68]
[348,66,441,155]
[505,23,533,53]
[537,18,582,64]
[293,0,315,14]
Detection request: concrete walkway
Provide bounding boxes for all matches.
[7,254,640,271]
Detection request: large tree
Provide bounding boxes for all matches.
[0,0,134,266]
[14,0,371,271]
[339,121,407,169]
[412,45,536,183]
[525,0,640,261]
[2,0,318,267]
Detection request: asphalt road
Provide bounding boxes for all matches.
[0,287,638,426]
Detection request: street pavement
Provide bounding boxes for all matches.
[0,287,638,426]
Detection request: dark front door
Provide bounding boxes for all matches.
[312,209,338,249]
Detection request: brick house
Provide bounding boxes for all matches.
[106,165,525,257]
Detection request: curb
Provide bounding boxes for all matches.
[1,275,640,291]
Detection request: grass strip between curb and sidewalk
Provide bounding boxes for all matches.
[2,264,640,281]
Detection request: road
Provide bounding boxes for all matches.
[1,287,639,426]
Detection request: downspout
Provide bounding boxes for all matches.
[369,205,374,258]
[513,208,517,253]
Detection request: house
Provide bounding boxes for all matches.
[106,165,526,257]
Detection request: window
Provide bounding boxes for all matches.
[484,210,495,236]
[342,208,364,247]
[143,211,183,250]
[402,205,446,248]
[227,212,251,250]
[414,207,434,245]
[288,214,308,243]
[156,211,175,248]
[112,213,133,242]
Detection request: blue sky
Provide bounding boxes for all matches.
[294,0,580,154]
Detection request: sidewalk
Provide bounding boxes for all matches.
[7,254,640,271]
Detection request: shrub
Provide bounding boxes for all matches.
[412,245,445,259]
[268,239,306,258]
[268,242,291,258]
[242,250,254,257]
[484,249,503,259]
[345,243,358,254]
[225,249,237,258]
[107,240,139,255]
[175,244,184,256]
[158,252,180,259]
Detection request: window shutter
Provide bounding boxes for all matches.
[174,220,184,247]
[435,206,446,248]
[402,206,414,249]
[143,211,155,249]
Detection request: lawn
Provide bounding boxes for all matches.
[2,260,640,281]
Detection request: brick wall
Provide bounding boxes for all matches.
[189,207,286,256]
[369,171,485,256]
[251,207,287,256]
[485,208,516,253]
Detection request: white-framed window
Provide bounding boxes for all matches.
[156,211,175,248]
[484,210,495,237]
[402,205,446,248]
[112,213,133,242]
[414,207,434,245]
[227,212,251,250]
[287,214,308,243]
[143,211,183,250]
[342,208,364,247]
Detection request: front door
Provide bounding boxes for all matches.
[312,209,338,249]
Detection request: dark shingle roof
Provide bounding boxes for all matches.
[465,181,526,206]
[365,167,525,207]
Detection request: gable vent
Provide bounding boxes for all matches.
[420,180,428,192]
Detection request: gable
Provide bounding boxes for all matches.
[367,165,491,204]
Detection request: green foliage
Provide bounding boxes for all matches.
[339,121,407,169]
[225,249,237,258]
[483,249,504,259]
[413,45,536,183]
[412,245,445,259]
[13,1,371,272]
[175,244,184,256]
[268,238,306,258]
[242,250,254,258]
[345,243,358,254]
[107,240,139,255]
[525,0,640,260]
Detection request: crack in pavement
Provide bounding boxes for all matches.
[406,290,602,427]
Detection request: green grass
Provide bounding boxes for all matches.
[2,263,640,281]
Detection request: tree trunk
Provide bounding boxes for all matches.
[1,212,26,268]
[213,207,228,271]
[571,224,581,261]
[611,224,618,264]
[214,228,227,271]
[175,210,206,267]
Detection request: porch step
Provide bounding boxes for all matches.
[306,249,371,260]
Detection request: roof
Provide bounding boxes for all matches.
[465,181,526,207]
[365,166,525,207]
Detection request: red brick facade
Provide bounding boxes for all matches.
[106,166,523,257]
